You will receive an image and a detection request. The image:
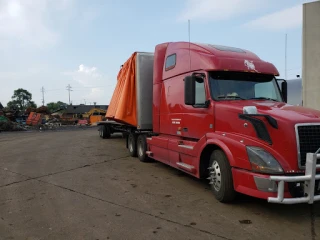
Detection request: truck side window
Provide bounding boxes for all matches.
[195,79,206,104]
[165,54,176,71]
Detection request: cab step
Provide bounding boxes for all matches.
[178,144,194,150]
[176,162,195,173]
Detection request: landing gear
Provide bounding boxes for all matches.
[208,150,236,203]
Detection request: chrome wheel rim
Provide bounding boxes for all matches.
[209,160,222,191]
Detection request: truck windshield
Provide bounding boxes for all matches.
[209,71,283,102]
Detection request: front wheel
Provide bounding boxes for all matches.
[208,150,236,203]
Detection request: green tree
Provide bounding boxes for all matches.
[6,88,37,111]
[46,101,68,113]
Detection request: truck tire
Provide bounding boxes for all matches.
[99,126,103,138]
[101,125,111,139]
[137,134,150,162]
[208,149,236,203]
[128,133,137,157]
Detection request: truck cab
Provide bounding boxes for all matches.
[147,42,320,204]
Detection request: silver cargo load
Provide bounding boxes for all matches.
[136,52,154,130]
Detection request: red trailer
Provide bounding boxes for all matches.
[98,42,320,204]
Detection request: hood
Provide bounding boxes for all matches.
[214,100,320,172]
[218,100,320,123]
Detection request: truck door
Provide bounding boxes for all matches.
[181,72,214,140]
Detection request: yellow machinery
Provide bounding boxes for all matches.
[83,108,106,124]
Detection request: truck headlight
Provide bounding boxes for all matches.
[246,146,283,174]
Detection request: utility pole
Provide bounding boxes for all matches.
[41,86,45,106]
[66,84,72,104]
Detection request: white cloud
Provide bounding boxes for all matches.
[0,0,72,48]
[242,5,303,31]
[85,88,104,103]
[177,0,264,22]
[62,64,114,105]
[78,64,98,75]
[65,64,102,87]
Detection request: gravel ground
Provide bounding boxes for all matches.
[0,128,319,240]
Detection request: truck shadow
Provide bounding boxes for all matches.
[109,134,319,226]
[152,160,320,219]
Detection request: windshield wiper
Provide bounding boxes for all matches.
[248,97,278,101]
[217,95,245,100]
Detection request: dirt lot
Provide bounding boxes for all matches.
[0,128,319,240]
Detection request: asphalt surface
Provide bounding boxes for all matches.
[0,128,319,240]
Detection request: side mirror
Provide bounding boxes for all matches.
[281,81,287,103]
[276,78,287,103]
[184,76,196,105]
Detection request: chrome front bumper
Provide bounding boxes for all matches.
[268,153,320,204]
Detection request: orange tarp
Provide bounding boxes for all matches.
[106,52,137,126]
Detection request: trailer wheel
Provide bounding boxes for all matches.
[128,133,137,157]
[208,150,236,203]
[99,126,103,138]
[137,134,150,162]
[101,125,111,139]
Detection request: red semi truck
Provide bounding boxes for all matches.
[98,42,320,204]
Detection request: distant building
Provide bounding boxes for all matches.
[64,104,108,118]
[0,102,3,110]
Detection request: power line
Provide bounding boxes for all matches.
[33,84,116,92]
[66,84,73,104]
[72,85,115,89]
[45,88,64,92]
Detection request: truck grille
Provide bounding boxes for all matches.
[296,124,320,168]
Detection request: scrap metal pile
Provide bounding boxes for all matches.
[0,105,102,132]
[0,106,60,132]
[0,114,25,132]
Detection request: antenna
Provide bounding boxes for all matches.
[285,33,287,79]
[188,19,191,71]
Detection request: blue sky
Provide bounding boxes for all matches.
[0,0,316,106]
